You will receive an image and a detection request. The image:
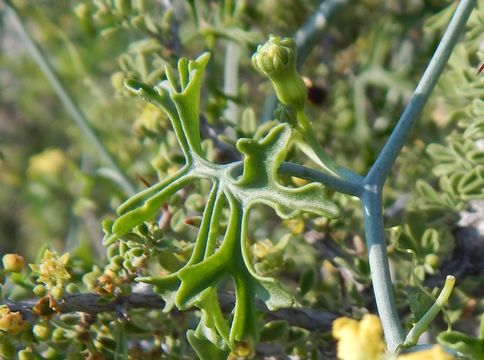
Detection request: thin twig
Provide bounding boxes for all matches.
[4,0,136,196]
[294,0,348,68]
[3,289,339,333]
[223,40,241,124]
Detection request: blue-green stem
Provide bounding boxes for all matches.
[201,159,363,197]
[279,162,362,197]
[294,0,348,67]
[5,1,136,196]
[361,0,475,352]
[361,186,405,351]
[366,0,476,186]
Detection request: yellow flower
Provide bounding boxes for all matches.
[398,346,453,360]
[332,314,385,360]
[0,305,24,334]
[30,249,70,289]
[282,218,305,235]
[28,149,67,178]
[333,315,454,360]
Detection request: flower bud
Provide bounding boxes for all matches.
[252,35,306,109]
[43,347,61,359]
[33,322,52,341]
[51,327,67,343]
[18,349,35,360]
[33,285,47,297]
[425,254,440,267]
[2,254,25,273]
[66,283,80,294]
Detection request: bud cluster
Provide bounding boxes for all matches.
[252,35,307,110]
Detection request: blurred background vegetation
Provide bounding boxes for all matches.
[0,0,483,358]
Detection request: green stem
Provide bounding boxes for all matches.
[4,1,136,196]
[404,276,456,347]
[188,182,220,265]
[296,111,362,182]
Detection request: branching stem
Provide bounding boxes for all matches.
[367,0,476,186]
[361,0,476,352]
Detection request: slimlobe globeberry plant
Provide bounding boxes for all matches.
[0,0,483,359]
[100,0,474,356]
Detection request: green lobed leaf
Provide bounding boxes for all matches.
[112,174,193,238]
[170,52,211,157]
[187,330,230,360]
[233,123,339,218]
[437,331,484,359]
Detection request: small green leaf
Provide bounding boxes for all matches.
[416,180,443,205]
[427,143,455,163]
[408,288,435,320]
[458,166,484,198]
[124,79,177,118]
[260,320,288,342]
[240,107,257,135]
[298,268,316,296]
[170,52,211,156]
[421,228,439,254]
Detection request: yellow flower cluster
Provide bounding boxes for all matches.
[0,305,24,334]
[29,249,70,290]
[332,315,453,360]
